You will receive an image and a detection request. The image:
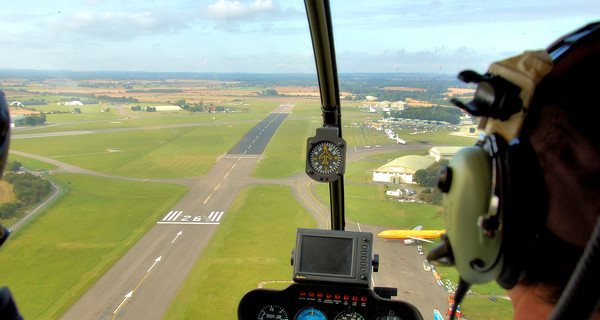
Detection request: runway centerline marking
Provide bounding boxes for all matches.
[113,256,162,319]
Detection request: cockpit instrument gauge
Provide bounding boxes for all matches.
[306,127,346,182]
[257,304,289,320]
[296,307,327,320]
[334,311,365,320]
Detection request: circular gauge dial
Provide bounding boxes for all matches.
[308,141,343,176]
[295,307,327,320]
[335,311,365,320]
[257,305,289,320]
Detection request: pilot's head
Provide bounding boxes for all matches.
[429,22,600,320]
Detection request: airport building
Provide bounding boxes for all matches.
[372,155,435,184]
[428,146,463,162]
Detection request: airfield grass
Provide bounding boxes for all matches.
[0,173,188,320]
[12,112,264,135]
[10,122,256,179]
[460,296,514,320]
[13,98,280,135]
[398,128,477,146]
[8,154,59,171]
[324,183,443,228]
[163,185,315,320]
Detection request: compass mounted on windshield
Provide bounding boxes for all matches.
[306,127,346,182]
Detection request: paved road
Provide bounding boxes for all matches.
[11,106,446,320]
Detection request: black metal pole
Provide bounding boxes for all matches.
[304,0,345,230]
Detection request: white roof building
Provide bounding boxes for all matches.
[428,146,464,162]
[372,155,435,184]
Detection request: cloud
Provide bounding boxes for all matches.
[336,48,500,74]
[207,0,276,20]
[204,0,282,31]
[46,8,192,41]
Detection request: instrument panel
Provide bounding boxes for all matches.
[238,283,423,320]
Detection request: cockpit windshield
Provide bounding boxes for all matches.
[0,1,597,319]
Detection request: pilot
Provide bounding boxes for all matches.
[0,91,24,320]
[504,23,600,320]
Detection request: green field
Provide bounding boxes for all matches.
[11,123,256,179]
[0,173,189,319]
[7,154,59,171]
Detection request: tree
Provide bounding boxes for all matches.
[9,161,22,172]
[0,202,18,219]
[413,170,430,186]
[414,159,449,188]
[261,89,278,96]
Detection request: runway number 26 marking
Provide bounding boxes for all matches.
[157,210,224,225]
[181,215,203,222]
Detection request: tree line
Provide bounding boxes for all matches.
[389,106,462,125]
[0,162,52,219]
[13,113,47,127]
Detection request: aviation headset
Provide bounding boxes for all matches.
[428,21,600,318]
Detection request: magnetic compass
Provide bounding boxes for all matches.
[306,127,346,182]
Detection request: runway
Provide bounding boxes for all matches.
[60,107,291,320]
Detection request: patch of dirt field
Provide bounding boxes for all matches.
[0,181,15,203]
[9,107,40,115]
[444,87,475,96]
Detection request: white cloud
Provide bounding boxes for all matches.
[47,9,192,41]
[207,0,276,20]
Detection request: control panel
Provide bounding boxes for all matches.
[238,283,423,320]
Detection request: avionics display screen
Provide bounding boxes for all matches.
[298,235,353,276]
[293,228,373,286]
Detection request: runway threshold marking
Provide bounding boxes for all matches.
[162,210,182,221]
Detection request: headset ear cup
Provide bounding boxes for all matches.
[496,138,547,289]
[439,140,504,284]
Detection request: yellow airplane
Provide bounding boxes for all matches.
[377,226,445,244]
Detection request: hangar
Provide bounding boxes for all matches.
[372,155,435,184]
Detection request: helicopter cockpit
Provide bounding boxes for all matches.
[238,1,600,320]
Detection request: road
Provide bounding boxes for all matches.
[12,105,447,320]
[8,178,62,232]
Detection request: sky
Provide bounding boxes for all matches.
[0,0,598,74]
